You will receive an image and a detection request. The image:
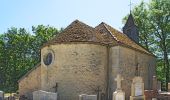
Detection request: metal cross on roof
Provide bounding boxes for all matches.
[128,0,133,13]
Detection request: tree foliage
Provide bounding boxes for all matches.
[0,25,59,92]
[123,0,170,90]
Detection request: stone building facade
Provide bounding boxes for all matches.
[18,15,156,100]
[18,63,41,99]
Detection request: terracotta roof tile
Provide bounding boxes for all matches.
[43,20,154,56]
[43,20,106,46]
[98,22,153,55]
[95,22,118,45]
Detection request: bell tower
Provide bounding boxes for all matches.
[123,0,139,43]
[123,13,139,43]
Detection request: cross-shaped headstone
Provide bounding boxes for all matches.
[53,83,58,93]
[115,74,124,90]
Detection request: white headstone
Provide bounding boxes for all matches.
[132,77,144,96]
[33,90,57,100]
[114,91,125,100]
[157,81,161,92]
[79,94,97,100]
[79,94,87,100]
[0,91,4,100]
[135,83,143,96]
[113,74,125,100]
[130,76,145,100]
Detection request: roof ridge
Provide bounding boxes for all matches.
[102,23,120,42]
[42,20,105,47]
[102,22,155,56]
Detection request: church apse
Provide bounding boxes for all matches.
[40,44,108,100]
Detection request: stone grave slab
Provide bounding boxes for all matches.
[113,91,125,100]
[33,90,57,100]
[79,94,97,100]
[130,76,145,100]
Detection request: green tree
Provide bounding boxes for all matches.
[149,0,170,90]
[0,25,59,92]
[123,0,170,90]
[32,25,59,62]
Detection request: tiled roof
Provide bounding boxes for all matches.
[43,20,154,56]
[43,20,106,46]
[96,22,153,55]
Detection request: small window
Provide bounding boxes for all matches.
[43,52,53,66]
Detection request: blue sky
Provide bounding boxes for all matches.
[0,0,149,33]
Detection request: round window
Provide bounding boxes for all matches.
[43,52,53,66]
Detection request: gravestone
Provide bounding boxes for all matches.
[79,94,97,100]
[157,81,161,92]
[130,76,145,100]
[0,91,4,100]
[152,76,158,91]
[168,83,170,92]
[113,74,125,100]
[33,90,57,100]
[150,76,158,100]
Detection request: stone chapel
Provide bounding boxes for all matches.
[18,14,156,100]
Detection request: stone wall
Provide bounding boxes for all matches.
[18,64,41,99]
[18,43,156,100]
[109,46,156,100]
[41,43,108,100]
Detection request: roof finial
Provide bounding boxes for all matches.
[129,0,133,14]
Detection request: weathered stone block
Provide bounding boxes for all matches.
[79,94,97,100]
[33,90,57,100]
[113,90,125,100]
[130,77,145,100]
